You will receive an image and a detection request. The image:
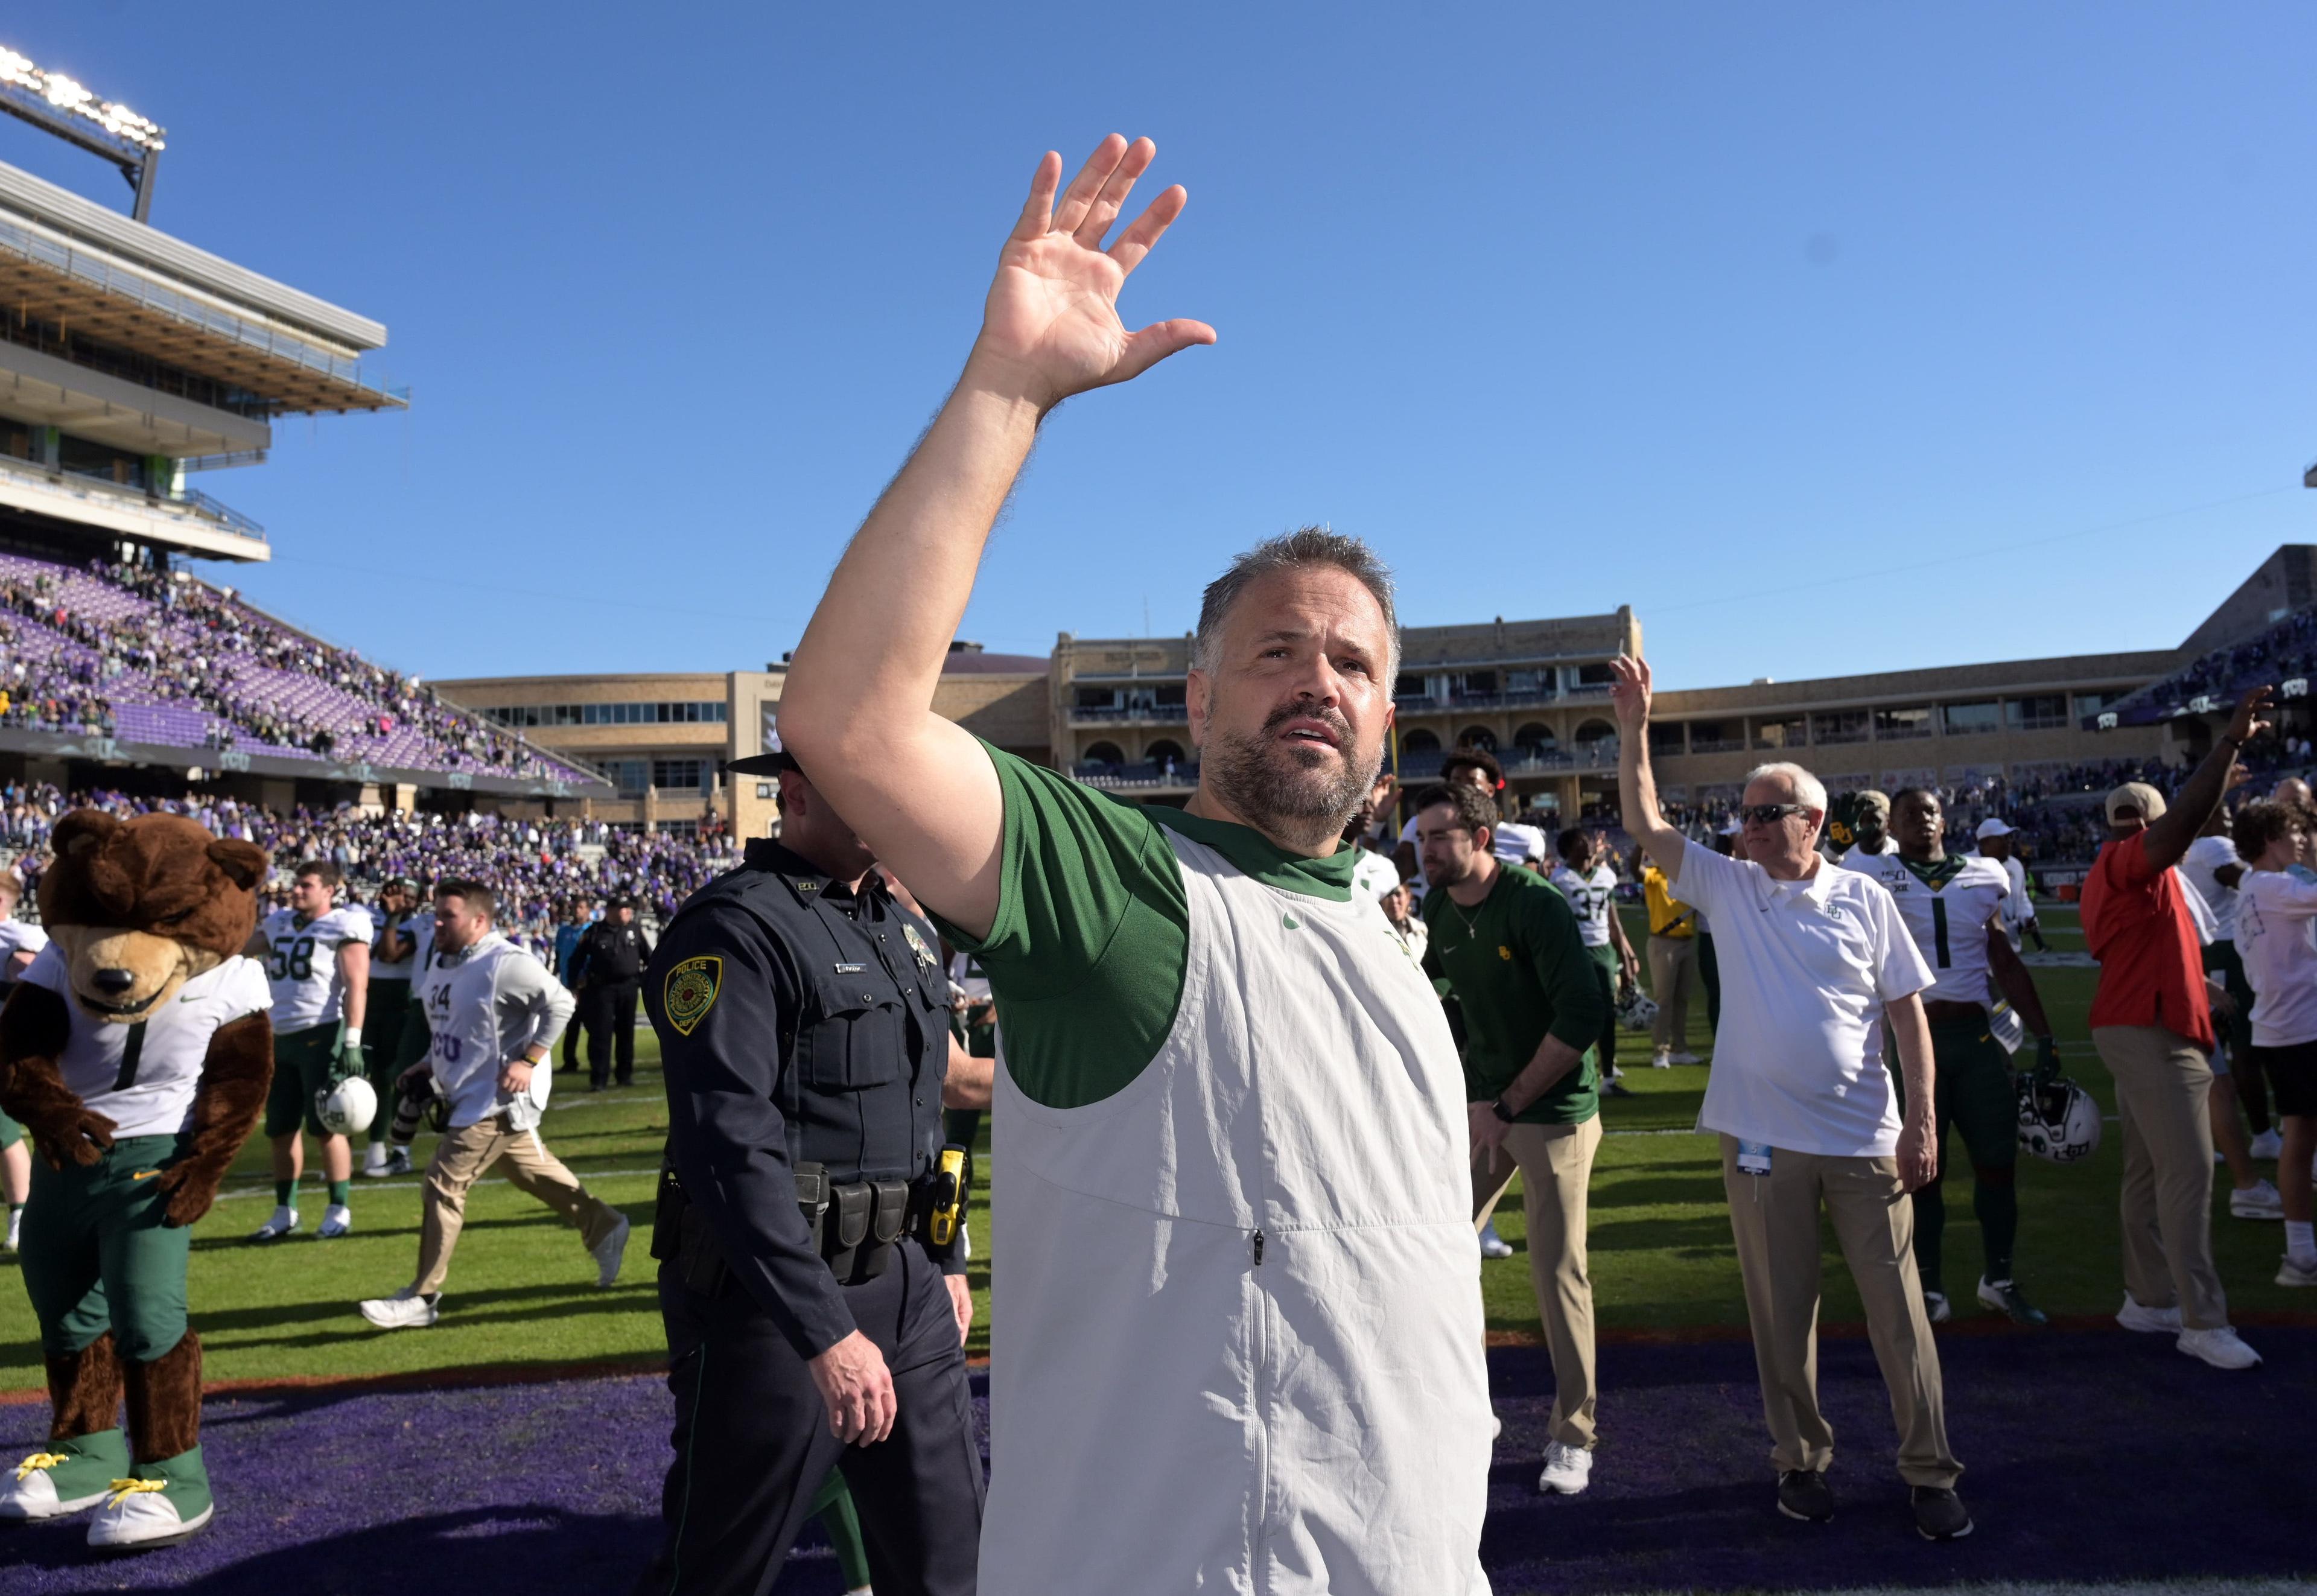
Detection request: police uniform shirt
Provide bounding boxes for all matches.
[580,919,651,982]
[19,946,272,1139]
[649,839,958,1362]
[257,905,371,1031]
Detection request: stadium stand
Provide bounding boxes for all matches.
[2087,600,2317,727]
[0,780,738,943]
[0,552,590,783]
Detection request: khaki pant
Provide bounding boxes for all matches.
[1471,1115,1601,1446]
[1718,1134,1960,1488]
[413,1117,625,1296]
[1647,935,1696,1052]
[2092,1025,2230,1330]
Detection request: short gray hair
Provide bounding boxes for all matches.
[1192,527,1400,681]
[1744,761,1828,813]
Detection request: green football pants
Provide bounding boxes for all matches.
[1895,1016,2021,1292]
[264,1021,343,1139]
[18,1133,193,1359]
[0,1101,21,1150]
[363,980,411,1145]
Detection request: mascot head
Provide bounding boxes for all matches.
[36,811,269,1023]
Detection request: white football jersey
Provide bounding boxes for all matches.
[1549,863,1619,949]
[1839,851,2009,1006]
[19,946,272,1139]
[1351,847,1400,903]
[258,905,372,1032]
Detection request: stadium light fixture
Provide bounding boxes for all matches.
[0,43,167,222]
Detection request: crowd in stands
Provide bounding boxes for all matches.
[0,781,739,952]
[2118,605,2317,721]
[0,556,586,783]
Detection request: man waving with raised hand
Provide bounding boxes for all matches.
[779,137,1493,1596]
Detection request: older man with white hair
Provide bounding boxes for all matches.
[1610,656,1969,1543]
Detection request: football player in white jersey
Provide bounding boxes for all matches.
[1842,787,2062,1324]
[0,865,48,1250]
[247,862,371,1240]
[1551,827,1643,1087]
[361,879,425,1179]
[358,877,625,1328]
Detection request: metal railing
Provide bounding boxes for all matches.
[0,212,407,405]
[0,450,265,540]
[1068,704,1189,724]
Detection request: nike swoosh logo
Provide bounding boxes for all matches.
[130,1171,159,1181]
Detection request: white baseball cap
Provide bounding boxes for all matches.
[1974,818,2015,839]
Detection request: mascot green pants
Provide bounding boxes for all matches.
[0,812,273,1551]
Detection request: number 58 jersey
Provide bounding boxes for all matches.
[1839,853,2011,1006]
[258,905,372,1032]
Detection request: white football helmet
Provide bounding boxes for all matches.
[1616,985,1659,1032]
[2017,1073,2101,1163]
[317,1076,378,1137]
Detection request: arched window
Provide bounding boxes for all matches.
[1400,729,1441,754]
[1457,727,1497,752]
[1144,739,1186,766]
[1082,741,1125,767]
[1574,719,1616,746]
[1514,723,1557,752]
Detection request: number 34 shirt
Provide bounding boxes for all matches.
[19,946,272,1139]
[258,905,372,1032]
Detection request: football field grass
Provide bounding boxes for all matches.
[2,903,2309,1394]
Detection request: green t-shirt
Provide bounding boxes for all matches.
[932,742,1358,1110]
[1419,863,1604,1125]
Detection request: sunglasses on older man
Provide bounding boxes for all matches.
[1740,803,1813,825]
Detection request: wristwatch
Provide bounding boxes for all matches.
[1490,1096,1518,1124]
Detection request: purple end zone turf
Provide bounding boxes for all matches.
[0,1331,2305,1593]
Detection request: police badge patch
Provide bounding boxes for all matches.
[664,955,723,1037]
[901,923,938,969]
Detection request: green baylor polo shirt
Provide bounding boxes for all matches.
[1421,863,1606,1125]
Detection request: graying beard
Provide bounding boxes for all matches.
[1203,729,1379,848]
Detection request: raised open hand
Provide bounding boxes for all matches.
[972,135,1215,411]
[1608,655,1653,734]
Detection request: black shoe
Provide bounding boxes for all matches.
[1602,1079,1637,1099]
[1912,1486,1972,1540]
[1776,1469,1833,1523]
[614,1075,633,1088]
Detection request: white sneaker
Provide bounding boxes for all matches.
[85,1480,211,1548]
[380,1145,415,1177]
[1651,1048,1673,1069]
[2230,1180,2284,1219]
[2277,1255,2317,1288]
[5,1207,18,1251]
[249,1205,299,1241]
[317,1204,353,1239]
[2176,1325,2262,1370]
[2249,1128,2284,1159]
[1669,1051,1703,1065]
[1478,1222,1514,1260]
[591,1213,631,1288]
[358,1288,440,1329]
[1537,1441,1594,1495]
[362,1142,390,1175]
[1922,1290,1952,1323]
[2116,1294,2182,1334]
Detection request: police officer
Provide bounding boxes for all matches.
[635,744,985,1596]
[573,894,651,1089]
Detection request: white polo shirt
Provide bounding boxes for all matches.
[1673,838,1932,1158]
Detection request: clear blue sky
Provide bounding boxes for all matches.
[10,4,2314,690]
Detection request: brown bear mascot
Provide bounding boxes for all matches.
[0,812,273,1550]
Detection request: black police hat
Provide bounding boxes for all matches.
[725,726,795,778]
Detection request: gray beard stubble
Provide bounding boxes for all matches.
[1203,722,1379,851]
